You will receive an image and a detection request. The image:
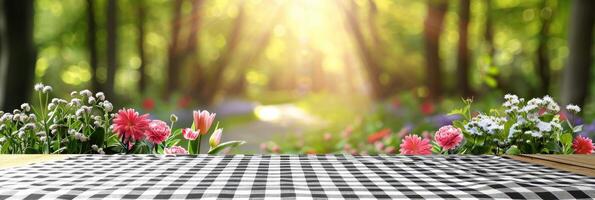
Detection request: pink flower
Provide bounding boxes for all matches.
[145,120,171,144]
[164,146,188,155]
[434,125,463,150]
[182,128,199,140]
[209,128,223,148]
[193,110,216,135]
[323,133,332,141]
[112,108,150,143]
[573,136,594,154]
[400,135,432,155]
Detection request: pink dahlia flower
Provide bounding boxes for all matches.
[182,128,199,140]
[573,136,594,154]
[400,135,432,155]
[164,146,188,155]
[193,110,216,135]
[146,120,171,144]
[434,125,463,150]
[112,108,150,143]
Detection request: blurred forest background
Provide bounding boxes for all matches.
[0,0,593,153]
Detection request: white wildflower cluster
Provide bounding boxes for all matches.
[91,144,105,154]
[464,114,505,136]
[0,83,117,154]
[503,94,524,114]
[505,94,571,141]
[566,104,581,113]
[34,83,52,93]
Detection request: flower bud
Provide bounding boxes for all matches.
[170,114,178,123]
[20,103,30,112]
[34,83,44,91]
[95,92,105,101]
[42,86,53,93]
[209,128,223,148]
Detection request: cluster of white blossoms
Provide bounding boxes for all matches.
[464,114,506,136]
[504,94,578,140]
[0,83,117,154]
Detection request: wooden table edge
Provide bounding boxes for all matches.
[505,154,595,177]
[0,154,72,169]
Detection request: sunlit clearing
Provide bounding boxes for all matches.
[254,105,281,122]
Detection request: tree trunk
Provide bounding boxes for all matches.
[0,0,36,110]
[189,2,245,103]
[457,0,472,98]
[536,0,552,96]
[87,0,100,92]
[339,0,387,99]
[137,0,147,94]
[561,0,594,107]
[165,0,183,98]
[105,0,117,100]
[423,0,448,101]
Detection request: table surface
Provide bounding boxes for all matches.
[0,154,593,199]
[1,154,594,177]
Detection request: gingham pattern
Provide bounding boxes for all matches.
[0,155,594,199]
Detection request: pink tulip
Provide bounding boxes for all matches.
[182,128,199,140]
[209,128,223,148]
[193,110,216,135]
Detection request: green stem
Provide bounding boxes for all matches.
[197,134,202,154]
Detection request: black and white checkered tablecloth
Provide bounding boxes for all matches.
[0,155,594,199]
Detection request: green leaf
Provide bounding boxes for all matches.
[89,127,105,147]
[448,108,465,116]
[505,145,521,155]
[484,76,498,88]
[560,133,573,146]
[539,114,554,122]
[207,141,246,155]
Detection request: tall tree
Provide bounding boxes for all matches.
[105,0,117,100]
[165,0,203,98]
[561,0,594,107]
[339,0,388,99]
[0,0,36,110]
[187,2,246,103]
[87,0,100,92]
[457,0,472,97]
[165,0,183,97]
[137,0,147,94]
[423,0,448,101]
[536,0,553,96]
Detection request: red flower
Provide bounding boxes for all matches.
[400,135,432,155]
[142,98,155,111]
[193,110,216,135]
[573,136,594,154]
[145,120,171,144]
[420,101,435,116]
[559,112,567,121]
[178,96,191,109]
[112,108,150,143]
[368,128,391,144]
